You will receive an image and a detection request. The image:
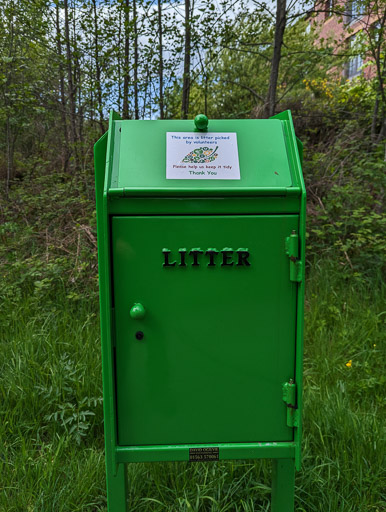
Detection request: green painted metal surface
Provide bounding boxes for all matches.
[108,196,302,215]
[194,114,209,131]
[94,110,306,511]
[116,442,296,464]
[109,119,293,194]
[272,110,306,471]
[129,302,146,320]
[272,459,295,512]
[282,380,299,428]
[112,214,297,446]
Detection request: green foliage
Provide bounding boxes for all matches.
[0,172,97,304]
[0,2,384,509]
[303,119,385,276]
[174,15,334,120]
[0,0,59,182]
[337,78,376,111]
[0,257,384,510]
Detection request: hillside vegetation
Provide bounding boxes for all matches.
[0,0,385,510]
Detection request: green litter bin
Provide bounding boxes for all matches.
[94,110,306,512]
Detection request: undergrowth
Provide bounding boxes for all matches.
[0,110,384,510]
[0,258,384,511]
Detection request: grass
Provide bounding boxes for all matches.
[0,259,384,511]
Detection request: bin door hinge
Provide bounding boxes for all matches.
[285,231,302,282]
[282,380,299,428]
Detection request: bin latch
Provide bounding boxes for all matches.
[285,231,302,282]
[282,379,299,428]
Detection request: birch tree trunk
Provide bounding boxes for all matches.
[92,0,105,134]
[72,4,83,149]
[133,0,139,120]
[5,1,15,196]
[117,4,123,114]
[63,0,78,165]
[181,0,191,119]
[56,4,69,172]
[122,0,130,119]
[157,0,164,119]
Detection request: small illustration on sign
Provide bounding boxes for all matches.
[182,146,218,164]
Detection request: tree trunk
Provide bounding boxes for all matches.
[142,63,151,119]
[369,7,386,142]
[5,1,15,196]
[181,0,191,119]
[63,0,78,165]
[90,52,94,124]
[204,73,208,116]
[6,117,15,196]
[122,0,130,119]
[92,0,105,134]
[117,4,122,114]
[157,0,164,119]
[265,0,287,118]
[72,4,83,150]
[133,0,139,119]
[55,5,70,172]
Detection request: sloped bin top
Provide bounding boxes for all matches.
[105,115,302,197]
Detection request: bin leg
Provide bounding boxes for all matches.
[106,462,128,512]
[271,459,295,512]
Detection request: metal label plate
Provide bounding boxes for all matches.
[189,447,219,462]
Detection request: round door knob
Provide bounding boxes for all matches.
[130,303,146,319]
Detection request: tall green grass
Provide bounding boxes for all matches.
[0,260,384,511]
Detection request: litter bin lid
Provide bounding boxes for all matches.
[107,118,297,196]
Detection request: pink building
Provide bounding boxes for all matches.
[312,1,380,79]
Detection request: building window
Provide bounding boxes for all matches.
[345,0,365,24]
[325,0,334,18]
[346,34,363,78]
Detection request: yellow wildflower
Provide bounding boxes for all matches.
[345,360,352,368]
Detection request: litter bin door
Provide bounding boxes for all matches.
[112,215,298,446]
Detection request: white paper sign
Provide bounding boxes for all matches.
[166,132,240,180]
